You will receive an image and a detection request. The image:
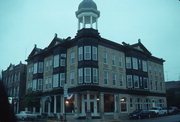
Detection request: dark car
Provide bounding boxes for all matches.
[129,109,153,119]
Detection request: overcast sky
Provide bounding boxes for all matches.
[0,0,180,81]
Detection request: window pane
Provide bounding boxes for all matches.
[33,63,38,74]
[113,72,116,85]
[104,70,108,84]
[78,47,83,61]
[70,52,75,64]
[134,75,139,88]
[92,46,97,61]
[78,68,83,83]
[70,71,75,85]
[84,46,91,60]
[120,73,123,86]
[127,75,132,88]
[53,55,59,68]
[132,58,138,70]
[60,73,65,87]
[126,57,131,69]
[84,68,91,83]
[119,56,123,67]
[93,68,98,83]
[53,74,59,87]
[103,52,107,64]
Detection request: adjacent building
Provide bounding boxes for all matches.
[2,62,26,113]
[25,0,166,118]
[165,81,180,89]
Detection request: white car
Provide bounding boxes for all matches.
[16,111,38,120]
[149,107,167,116]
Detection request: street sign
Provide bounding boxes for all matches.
[64,84,68,97]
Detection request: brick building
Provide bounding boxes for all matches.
[25,0,166,118]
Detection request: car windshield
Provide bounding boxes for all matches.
[25,111,32,114]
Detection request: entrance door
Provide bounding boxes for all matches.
[90,102,94,113]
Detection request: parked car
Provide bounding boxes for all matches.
[129,109,153,119]
[16,111,38,120]
[168,106,178,114]
[149,107,167,116]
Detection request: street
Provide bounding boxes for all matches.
[19,114,180,122]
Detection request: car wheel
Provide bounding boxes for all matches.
[138,116,141,119]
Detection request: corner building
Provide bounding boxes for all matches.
[26,0,166,118]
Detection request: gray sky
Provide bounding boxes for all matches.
[0,0,180,81]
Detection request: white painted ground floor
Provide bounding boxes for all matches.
[29,92,167,118]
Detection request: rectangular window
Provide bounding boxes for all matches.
[48,77,52,89]
[84,46,91,60]
[139,60,141,69]
[53,74,59,88]
[142,60,147,72]
[70,52,75,64]
[84,68,91,83]
[139,77,143,87]
[38,62,44,73]
[53,55,59,68]
[32,79,37,91]
[93,68,98,83]
[143,77,148,89]
[104,70,108,85]
[120,72,124,86]
[112,55,116,66]
[78,47,83,61]
[33,63,38,74]
[133,75,139,88]
[132,58,138,70]
[45,78,48,89]
[78,68,83,83]
[126,57,132,69]
[37,79,43,90]
[60,54,66,66]
[70,71,75,85]
[119,56,123,67]
[60,73,65,87]
[113,72,117,85]
[45,61,49,72]
[103,52,108,64]
[127,75,133,88]
[92,46,97,61]
[60,59,65,66]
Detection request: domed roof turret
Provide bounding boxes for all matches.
[78,0,97,10]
